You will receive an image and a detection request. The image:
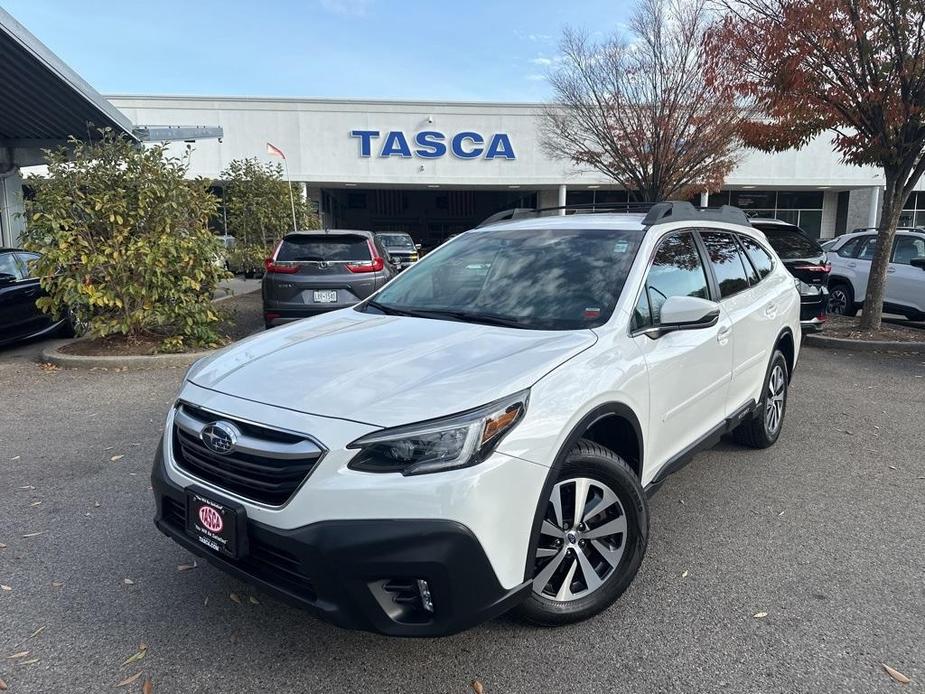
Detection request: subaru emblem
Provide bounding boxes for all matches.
[200,421,239,455]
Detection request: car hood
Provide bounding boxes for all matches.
[190,310,597,427]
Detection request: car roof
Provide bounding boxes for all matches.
[477,213,649,233]
[284,229,375,238]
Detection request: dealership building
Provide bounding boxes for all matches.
[1,1,923,250]
[106,95,925,250]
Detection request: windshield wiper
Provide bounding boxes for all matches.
[407,308,527,329]
[363,299,423,317]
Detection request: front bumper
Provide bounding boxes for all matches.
[151,442,530,636]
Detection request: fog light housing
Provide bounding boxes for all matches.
[417,579,435,613]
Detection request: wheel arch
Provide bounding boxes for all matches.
[521,401,643,581]
[775,326,795,377]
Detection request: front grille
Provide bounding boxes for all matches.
[160,497,316,600]
[171,402,324,506]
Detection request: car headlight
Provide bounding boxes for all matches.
[346,390,529,475]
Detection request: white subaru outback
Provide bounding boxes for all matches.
[152,202,800,636]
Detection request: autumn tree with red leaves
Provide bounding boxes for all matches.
[540,0,749,202]
[705,0,925,330]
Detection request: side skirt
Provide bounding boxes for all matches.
[644,399,757,498]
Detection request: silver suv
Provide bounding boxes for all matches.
[825,229,925,320]
[262,230,395,328]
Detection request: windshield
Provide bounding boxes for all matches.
[378,234,415,249]
[277,234,371,262]
[364,227,643,330]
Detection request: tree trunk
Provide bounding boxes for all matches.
[859,172,904,331]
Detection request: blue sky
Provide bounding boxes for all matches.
[4,0,630,102]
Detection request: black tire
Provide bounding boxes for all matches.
[731,350,789,449]
[515,439,648,627]
[828,282,857,316]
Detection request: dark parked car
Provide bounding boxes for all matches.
[0,248,69,347]
[375,232,420,270]
[750,219,830,332]
[262,230,395,328]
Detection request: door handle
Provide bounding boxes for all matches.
[848,262,857,268]
[717,326,732,343]
[764,303,777,318]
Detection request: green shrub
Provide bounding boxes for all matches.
[22,130,229,350]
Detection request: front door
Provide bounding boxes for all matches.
[631,231,732,475]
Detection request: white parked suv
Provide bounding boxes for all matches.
[152,202,801,636]
[825,228,925,320]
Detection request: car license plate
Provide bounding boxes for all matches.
[186,488,247,559]
[313,290,338,303]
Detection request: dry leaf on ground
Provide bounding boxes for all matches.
[111,455,125,462]
[7,651,29,659]
[753,612,768,618]
[471,679,485,694]
[0,543,7,549]
[115,671,143,687]
[882,664,911,684]
[229,592,241,604]
[19,658,39,665]
[123,578,135,585]
[248,596,259,605]
[1,585,11,592]
[0,675,7,689]
[29,626,45,639]
[177,561,197,572]
[51,581,64,588]
[143,675,154,694]
[120,644,147,668]
[22,531,46,538]
[681,570,688,578]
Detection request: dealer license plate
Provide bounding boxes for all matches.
[186,488,247,559]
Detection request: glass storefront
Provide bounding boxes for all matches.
[700,190,825,238]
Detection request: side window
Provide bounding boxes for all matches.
[700,231,751,298]
[836,237,863,258]
[633,232,709,328]
[739,235,774,279]
[0,252,24,279]
[856,236,878,260]
[14,252,39,279]
[736,237,760,285]
[892,236,925,265]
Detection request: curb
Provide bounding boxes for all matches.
[39,342,215,370]
[804,333,925,354]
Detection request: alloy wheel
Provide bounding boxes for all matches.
[828,288,849,315]
[532,477,627,602]
[765,363,786,434]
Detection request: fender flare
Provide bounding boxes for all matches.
[521,402,643,581]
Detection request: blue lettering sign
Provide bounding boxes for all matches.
[451,132,484,159]
[352,130,514,160]
[485,133,516,160]
[414,131,447,158]
[350,130,379,158]
[381,131,412,158]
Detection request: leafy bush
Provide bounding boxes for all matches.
[221,157,320,269]
[23,131,229,350]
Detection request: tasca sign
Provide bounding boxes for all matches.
[350,130,516,160]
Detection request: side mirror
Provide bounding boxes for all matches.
[415,243,422,251]
[0,272,17,285]
[911,257,925,271]
[645,296,720,338]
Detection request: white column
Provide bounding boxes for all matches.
[868,186,881,228]
[557,184,567,215]
[0,168,26,247]
[700,191,710,207]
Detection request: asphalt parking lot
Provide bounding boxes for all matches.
[0,342,923,693]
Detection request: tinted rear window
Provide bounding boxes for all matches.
[755,225,823,259]
[378,234,415,249]
[277,235,371,262]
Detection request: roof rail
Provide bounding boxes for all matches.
[641,201,750,227]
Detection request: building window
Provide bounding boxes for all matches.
[698,189,825,238]
[901,191,925,228]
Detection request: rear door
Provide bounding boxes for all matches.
[887,234,925,315]
[265,233,380,310]
[699,230,776,413]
